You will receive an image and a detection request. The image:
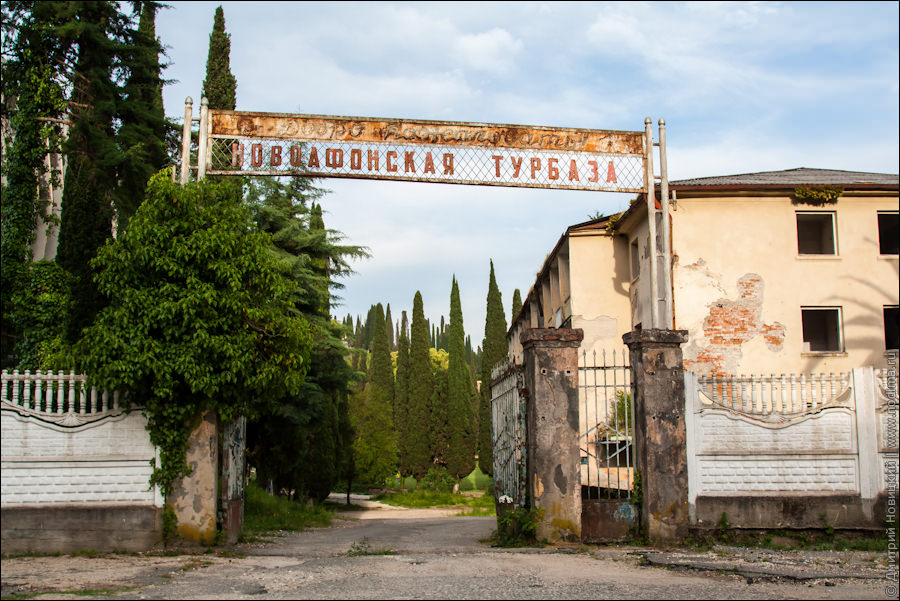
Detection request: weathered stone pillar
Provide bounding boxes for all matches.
[170,410,218,544]
[623,328,689,542]
[521,328,583,542]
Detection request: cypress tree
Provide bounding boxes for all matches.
[202,6,236,110]
[446,277,477,479]
[384,303,394,351]
[478,260,508,475]
[56,1,126,344]
[116,1,168,229]
[407,291,433,477]
[429,365,449,467]
[511,288,523,324]
[394,311,411,474]
[351,303,397,484]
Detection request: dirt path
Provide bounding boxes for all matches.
[2,498,893,600]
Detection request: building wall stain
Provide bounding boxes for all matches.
[683,273,784,376]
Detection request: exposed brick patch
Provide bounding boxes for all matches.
[683,273,784,376]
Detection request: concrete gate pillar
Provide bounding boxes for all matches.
[623,329,689,542]
[521,328,583,542]
[170,410,218,544]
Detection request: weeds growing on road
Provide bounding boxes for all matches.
[344,538,395,556]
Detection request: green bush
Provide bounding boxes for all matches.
[243,481,333,536]
[418,466,455,493]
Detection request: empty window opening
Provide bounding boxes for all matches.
[885,306,899,350]
[797,212,836,255]
[630,239,640,280]
[801,307,843,352]
[878,212,899,255]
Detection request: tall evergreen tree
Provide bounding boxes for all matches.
[446,277,477,479]
[56,1,128,344]
[243,176,366,500]
[478,260,508,475]
[384,303,394,351]
[351,303,397,484]
[511,288,523,324]
[115,1,168,229]
[202,5,236,110]
[406,291,433,477]
[394,310,411,474]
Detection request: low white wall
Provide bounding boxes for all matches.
[1,408,162,508]
[684,366,896,529]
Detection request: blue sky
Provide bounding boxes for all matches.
[156,1,899,343]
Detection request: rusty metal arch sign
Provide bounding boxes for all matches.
[184,101,649,194]
[180,97,671,329]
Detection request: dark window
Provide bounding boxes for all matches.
[801,308,842,352]
[878,212,899,255]
[885,306,899,350]
[630,239,640,280]
[797,212,836,255]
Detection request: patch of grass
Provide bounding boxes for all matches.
[373,490,494,509]
[344,537,395,557]
[490,506,547,548]
[242,482,334,536]
[454,507,496,517]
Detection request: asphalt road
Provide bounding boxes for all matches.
[1,498,894,600]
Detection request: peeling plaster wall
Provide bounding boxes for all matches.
[568,233,632,357]
[672,193,899,375]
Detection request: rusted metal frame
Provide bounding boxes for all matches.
[180,97,193,184]
[658,119,673,328]
[205,137,645,192]
[208,111,645,153]
[578,349,634,499]
[197,98,209,180]
[644,118,659,329]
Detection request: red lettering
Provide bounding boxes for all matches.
[511,157,523,178]
[231,143,244,167]
[530,157,541,179]
[568,159,579,181]
[367,149,379,171]
[492,155,502,177]
[424,152,435,174]
[270,145,282,167]
[251,143,263,168]
[386,151,398,172]
[325,148,343,168]
[404,151,415,173]
[443,153,454,175]
[606,160,617,183]
[289,145,302,167]
[548,158,559,180]
[308,147,320,168]
[588,160,599,182]
[350,149,362,170]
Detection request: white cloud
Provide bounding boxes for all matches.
[453,28,524,74]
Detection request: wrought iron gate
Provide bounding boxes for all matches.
[490,358,526,506]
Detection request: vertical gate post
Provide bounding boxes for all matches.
[623,328,689,542]
[521,328,583,542]
[170,410,218,544]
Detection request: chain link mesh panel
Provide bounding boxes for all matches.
[208,137,644,192]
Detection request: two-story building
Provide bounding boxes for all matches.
[508,167,899,376]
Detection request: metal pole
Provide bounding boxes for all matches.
[644,117,659,330]
[197,97,209,180]
[180,97,193,184]
[658,119,673,328]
